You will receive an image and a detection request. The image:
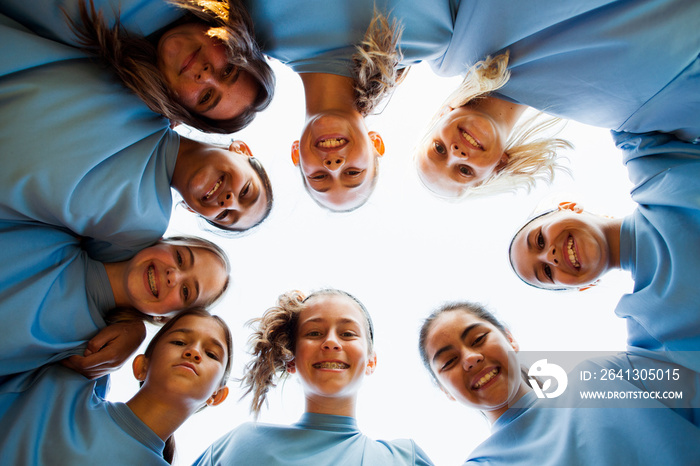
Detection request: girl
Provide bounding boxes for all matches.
[0,308,233,465]
[415,54,570,198]
[194,289,434,465]
[244,0,454,211]
[418,302,700,464]
[0,219,231,380]
[0,14,272,257]
[417,0,700,198]
[509,131,700,373]
[2,0,275,133]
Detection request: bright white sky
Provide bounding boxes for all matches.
[107,61,637,465]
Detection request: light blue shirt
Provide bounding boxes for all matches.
[440,0,700,141]
[0,14,178,261]
[194,412,434,465]
[0,364,168,466]
[615,131,700,373]
[0,220,114,381]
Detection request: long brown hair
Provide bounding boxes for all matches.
[68,0,274,134]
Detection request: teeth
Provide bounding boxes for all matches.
[147,265,158,297]
[317,137,347,148]
[313,361,349,369]
[203,178,222,200]
[473,368,498,389]
[461,130,482,149]
[567,237,580,268]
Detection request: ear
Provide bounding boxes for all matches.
[368,132,385,156]
[169,121,180,129]
[365,353,378,376]
[206,386,230,407]
[438,105,454,118]
[229,140,253,157]
[557,201,584,214]
[132,354,148,382]
[291,141,300,166]
[178,200,195,214]
[439,384,456,401]
[286,360,296,374]
[578,279,601,292]
[495,152,509,172]
[505,330,520,352]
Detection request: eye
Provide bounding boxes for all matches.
[433,141,446,155]
[170,340,186,346]
[199,89,213,105]
[206,350,220,361]
[309,173,327,181]
[458,165,473,176]
[537,231,545,249]
[472,333,488,346]
[216,210,230,221]
[340,331,358,338]
[240,182,251,198]
[222,64,235,78]
[344,169,362,177]
[306,330,322,337]
[440,356,457,372]
[182,284,190,301]
[543,264,553,281]
[176,250,183,267]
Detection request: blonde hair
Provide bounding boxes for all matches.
[352,9,407,116]
[417,53,571,199]
[240,289,374,417]
[68,0,274,134]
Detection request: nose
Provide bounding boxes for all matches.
[166,267,183,288]
[184,345,202,362]
[218,191,238,208]
[323,156,345,171]
[538,244,559,266]
[451,143,467,158]
[462,351,483,371]
[194,63,214,83]
[322,331,341,351]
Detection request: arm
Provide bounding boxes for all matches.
[61,319,147,379]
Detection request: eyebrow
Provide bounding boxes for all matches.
[301,317,361,326]
[431,323,481,365]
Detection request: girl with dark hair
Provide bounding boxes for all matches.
[418,302,700,464]
[0,309,233,465]
[195,289,434,465]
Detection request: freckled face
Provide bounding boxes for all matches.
[143,315,228,402]
[298,111,379,211]
[425,311,522,412]
[293,295,373,402]
[124,243,227,316]
[172,145,268,230]
[510,210,609,289]
[417,106,508,197]
[157,23,258,121]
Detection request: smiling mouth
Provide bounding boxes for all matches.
[147,265,158,297]
[202,176,223,201]
[472,367,499,390]
[316,137,348,150]
[460,129,483,150]
[180,47,200,75]
[567,236,581,268]
[313,361,349,369]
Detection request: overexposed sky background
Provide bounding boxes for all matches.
[108,60,637,465]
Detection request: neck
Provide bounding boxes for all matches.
[299,73,357,118]
[604,217,624,271]
[483,379,532,425]
[103,261,129,308]
[304,394,357,418]
[171,136,205,194]
[126,388,199,441]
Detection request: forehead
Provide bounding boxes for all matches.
[299,294,366,327]
[426,311,491,353]
[165,315,227,347]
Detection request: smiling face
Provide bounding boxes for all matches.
[416,105,509,197]
[510,208,612,289]
[292,294,375,406]
[124,243,228,316]
[293,111,384,211]
[157,23,259,121]
[139,314,229,404]
[173,141,269,230]
[425,310,524,418]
